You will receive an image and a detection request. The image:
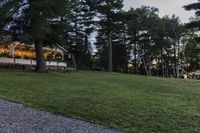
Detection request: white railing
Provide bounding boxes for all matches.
[0,57,14,64]
[15,58,32,65]
[58,62,67,67]
[0,57,67,68]
[46,61,57,66]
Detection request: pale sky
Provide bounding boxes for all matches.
[123,0,197,23]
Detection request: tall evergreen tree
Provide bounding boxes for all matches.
[163,15,186,78]
[95,0,124,72]
[184,0,200,36]
[184,36,200,71]
[127,6,164,76]
[65,0,95,69]
[9,0,69,72]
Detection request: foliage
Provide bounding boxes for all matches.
[65,0,95,69]
[0,0,200,74]
[95,0,127,72]
[0,0,69,72]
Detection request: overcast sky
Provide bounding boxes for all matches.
[123,0,196,23]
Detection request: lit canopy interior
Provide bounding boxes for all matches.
[0,42,64,61]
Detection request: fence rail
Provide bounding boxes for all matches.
[0,57,67,68]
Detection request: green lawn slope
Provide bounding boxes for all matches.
[0,69,200,132]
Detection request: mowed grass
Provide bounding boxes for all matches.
[0,69,200,133]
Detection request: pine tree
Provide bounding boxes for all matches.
[184,1,200,41]
[9,0,69,72]
[0,1,20,31]
[66,0,95,69]
[95,0,123,72]
[162,15,186,78]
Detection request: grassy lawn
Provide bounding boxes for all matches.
[0,69,200,132]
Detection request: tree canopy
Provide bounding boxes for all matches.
[0,0,199,77]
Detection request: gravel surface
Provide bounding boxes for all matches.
[0,99,122,133]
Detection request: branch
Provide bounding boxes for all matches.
[9,2,29,17]
[184,2,200,11]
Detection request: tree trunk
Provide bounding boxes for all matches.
[177,39,180,78]
[156,59,159,76]
[143,58,149,76]
[72,54,77,70]
[164,62,167,77]
[161,50,165,77]
[161,60,165,77]
[134,43,137,74]
[108,31,113,72]
[35,40,46,73]
[148,63,152,76]
[146,43,151,76]
[122,29,128,73]
[174,43,178,78]
[166,65,168,77]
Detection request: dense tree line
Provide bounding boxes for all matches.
[0,0,199,77]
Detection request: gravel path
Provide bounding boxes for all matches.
[0,99,122,133]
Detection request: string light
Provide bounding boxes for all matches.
[0,42,63,60]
